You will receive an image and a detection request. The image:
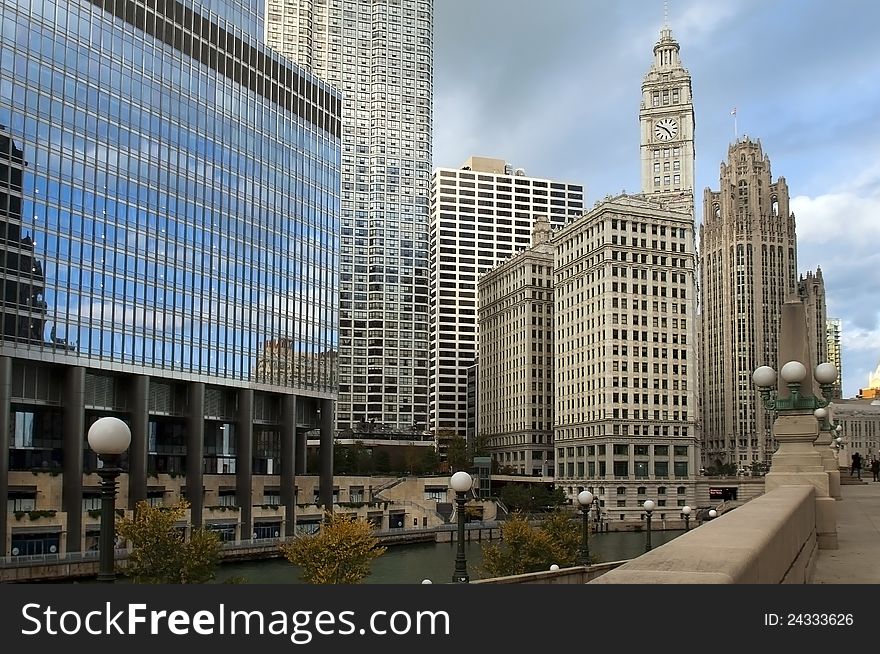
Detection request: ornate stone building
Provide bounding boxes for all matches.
[798,268,829,385]
[699,138,798,469]
[553,196,699,521]
[639,23,695,214]
[477,217,556,476]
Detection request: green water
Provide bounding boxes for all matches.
[214,529,685,584]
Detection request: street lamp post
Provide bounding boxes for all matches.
[681,505,691,531]
[450,471,473,583]
[577,490,594,565]
[87,417,131,583]
[643,499,655,552]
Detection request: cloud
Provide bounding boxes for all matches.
[791,174,880,397]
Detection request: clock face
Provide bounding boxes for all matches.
[654,117,678,141]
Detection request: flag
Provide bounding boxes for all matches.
[731,107,737,116]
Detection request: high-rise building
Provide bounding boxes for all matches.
[826,318,843,399]
[553,196,699,521]
[798,268,829,382]
[266,0,434,440]
[429,157,584,448]
[639,23,695,214]
[478,217,556,476]
[700,138,798,469]
[0,0,340,556]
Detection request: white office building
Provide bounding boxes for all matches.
[429,156,584,445]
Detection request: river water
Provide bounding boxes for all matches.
[214,529,685,584]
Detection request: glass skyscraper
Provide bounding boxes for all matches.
[266,0,433,442]
[0,0,340,557]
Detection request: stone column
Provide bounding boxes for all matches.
[236,388,253,541]
[764,301,837,549]
[281,394,297,536]
[815,423,842,500]
[764,414,837,549]
[295,425,307,475]
[0,357,12,556]
[627,443,634,481]
[128,375,149,510]
[186,382,205,528]
[319,398,334,511]
[62,367,86,553]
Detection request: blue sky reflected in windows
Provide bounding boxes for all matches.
[0,0,340,394]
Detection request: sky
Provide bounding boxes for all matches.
[432,0,880,399]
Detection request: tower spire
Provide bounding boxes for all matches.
[664,0,669,27]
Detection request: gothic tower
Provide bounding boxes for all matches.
[700,138,798,469]
[640,23,695,214]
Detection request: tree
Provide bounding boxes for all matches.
[420,447,440,475]
[374,450,391,474]
[499,483,567,512]
[116,500,222,584]
[468,432,491,460]
[446,435,469,472]
[350,441,372,474]
[481,510,588,577]
[333,442,352,474]
[280,511,386,584]
[403,446,422,475]
[500,484,532,512]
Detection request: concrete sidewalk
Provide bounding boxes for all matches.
[811,482,880,583]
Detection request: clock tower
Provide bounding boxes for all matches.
[640,23,695,214]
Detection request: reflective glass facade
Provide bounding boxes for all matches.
[0,0,341,394]
[266,0,433,435]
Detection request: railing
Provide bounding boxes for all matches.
[0,548,129,568]
[374,521,502,538]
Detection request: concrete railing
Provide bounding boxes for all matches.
[590,485,817,584]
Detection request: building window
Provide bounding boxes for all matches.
[263,491,281,506]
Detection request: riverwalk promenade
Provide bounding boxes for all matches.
[812,480,880,584]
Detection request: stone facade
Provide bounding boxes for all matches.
[429,158,583,446]
[477,217,556,476]
[552,195,700,521]
[699,138,798,469]
[832,398,880,465]
[639,24,695,215]
[798,269,829,383]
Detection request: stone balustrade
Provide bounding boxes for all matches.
[590,485,817,584]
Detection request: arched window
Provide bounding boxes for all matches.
[771,195,779,216]
[616,486,627,495]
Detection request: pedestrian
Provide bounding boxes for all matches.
[851,452,862,479]
[871,458,879,482]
